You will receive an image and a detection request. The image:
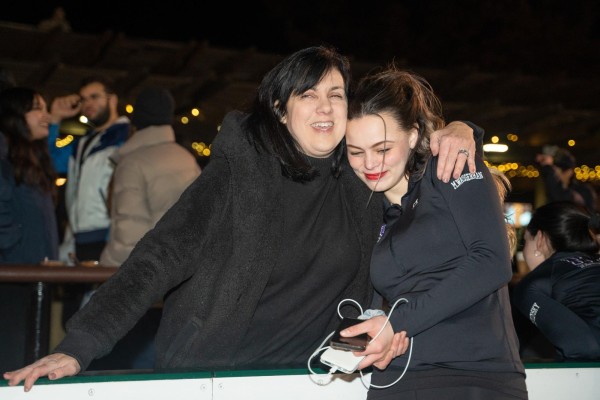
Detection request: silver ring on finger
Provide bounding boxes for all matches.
[458,148,470,158]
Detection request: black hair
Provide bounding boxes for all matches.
[243,45,351,182]
[526,201,599,254]
[347,65,444,180]
[553,148,576,171]
[0,87,56,194]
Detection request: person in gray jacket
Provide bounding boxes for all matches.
[4,46,476,391]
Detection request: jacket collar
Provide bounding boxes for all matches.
[112,125,175,163]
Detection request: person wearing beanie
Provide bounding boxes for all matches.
[101,86,200,266]
[92,86,200,370]
[536,146,597,212]
[130,86,175,130]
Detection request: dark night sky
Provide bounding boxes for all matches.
[3,0,599,77]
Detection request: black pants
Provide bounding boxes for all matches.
[368,386,529,400]
[0,283,30,372]
[367,369,528,400]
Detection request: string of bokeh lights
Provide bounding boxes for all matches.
[52,109,600,186]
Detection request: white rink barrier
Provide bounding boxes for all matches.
[1,364,599,400]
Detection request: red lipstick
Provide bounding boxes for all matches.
[365,172,387,181]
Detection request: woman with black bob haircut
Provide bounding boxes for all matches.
[244,46,350,181]
[5,46,478,391]
[513,201,600,361]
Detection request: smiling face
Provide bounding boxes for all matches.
[282,69,347,158]
[25,94,50,140]
[346,112,418,204]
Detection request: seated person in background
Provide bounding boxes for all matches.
[512,201,600,361]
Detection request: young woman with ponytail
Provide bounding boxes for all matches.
[341,67,527,399]
[513,201,600,361]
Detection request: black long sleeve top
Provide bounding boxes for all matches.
[371,154,524,374]
[512,251,600,361]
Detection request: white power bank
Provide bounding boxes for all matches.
[320,347,365,374]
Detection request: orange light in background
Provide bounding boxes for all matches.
[491,136,499,144]
[486,162,599,181]
[55,178,67,186]
[125,104,134,113]
[56,134,74,148]
[191,142,212,156]
[567,139,575,147]
[191,108,200,117]
[181,116,189,124]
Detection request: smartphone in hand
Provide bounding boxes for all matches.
[330,318,370,352]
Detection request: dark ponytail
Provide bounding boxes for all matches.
[527,202,599,254]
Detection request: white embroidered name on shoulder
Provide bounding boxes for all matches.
[450,171,484,190]
[563,255,600,269]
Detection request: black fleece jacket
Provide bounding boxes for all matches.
[372,150,523,374]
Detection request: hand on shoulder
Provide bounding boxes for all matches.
[430,121,476,183]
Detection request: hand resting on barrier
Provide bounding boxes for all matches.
[3,352,80,392]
